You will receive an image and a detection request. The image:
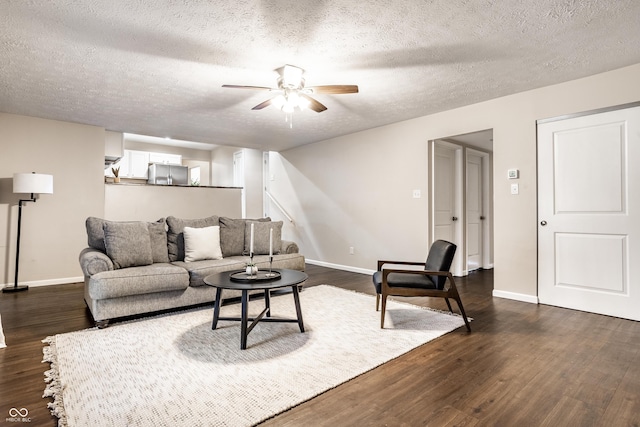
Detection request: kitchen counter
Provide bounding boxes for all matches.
[105,180,241,189]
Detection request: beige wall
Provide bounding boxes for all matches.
[270,63,640,300]
[0,113,105,286]
[210,146,264,218]
[243,148,264,219]
[210,146,236,187]
[104,184,241,221]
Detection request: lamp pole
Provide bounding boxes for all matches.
[3,171,53,293]
[4,194,37,292]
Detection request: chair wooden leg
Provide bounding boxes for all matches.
[455,297,471,332]
[376,293,380,311]
[444,298,453,313]
[380,293,388,328]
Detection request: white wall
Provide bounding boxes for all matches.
[0,113,105,286]
[269,63,640,299]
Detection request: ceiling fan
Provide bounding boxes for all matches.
[222,64,358,113]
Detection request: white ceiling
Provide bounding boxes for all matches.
[1,1,640,152]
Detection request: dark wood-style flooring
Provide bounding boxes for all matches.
[1,265,639,426]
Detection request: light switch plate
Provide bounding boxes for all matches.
[511,183,519,195]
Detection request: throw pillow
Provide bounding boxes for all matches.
[148,219,169,263]
[219,217,271,257]
[86,217,107,252]
[243,220,283,255]
[87,217,168,263]
[183,226,223,262]
[166,215,219,261]
[103,221,153,269]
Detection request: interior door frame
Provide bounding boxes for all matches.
[429,139,465,276]
[466,148,493,270]
[430,137,494,277]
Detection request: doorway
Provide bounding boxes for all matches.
[430,130,493,276]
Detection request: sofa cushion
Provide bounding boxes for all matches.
[88,263,189,299]
[219,217,271,257]
[184,226,223,262]
[86,217,169,263]
[173,258,247,287]
[174,253,305,288]
[166,215,219,262]
[103,221,154,269]
[244,220,283,255]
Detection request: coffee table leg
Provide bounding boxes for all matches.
[211,288,223,330]
[292,285,305,333]
[264,289,271,317]
[240,290,249,350]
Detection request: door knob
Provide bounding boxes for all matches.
[452,217,458,221]
[540,220,547,226]
[480,216,485,220]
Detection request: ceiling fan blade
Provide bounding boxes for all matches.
[300,93,327,112]
[251,98,274,110]
[222,85,273,91]
[306,85,359,95]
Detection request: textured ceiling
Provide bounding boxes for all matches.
[1,0,640,151]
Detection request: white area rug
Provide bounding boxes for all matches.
[43,285,467,427]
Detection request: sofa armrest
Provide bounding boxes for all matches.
[79,247,114,276]
[281,240,299,254]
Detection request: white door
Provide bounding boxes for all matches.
[466,151,483,271]
[433,142,463,275]
[538,105,640,321]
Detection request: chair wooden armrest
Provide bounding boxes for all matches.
[381,269,454,289]
[376,260,425,270]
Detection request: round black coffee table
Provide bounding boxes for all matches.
[203,269,308,350]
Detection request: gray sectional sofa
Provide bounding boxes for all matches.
[79,215,305,326]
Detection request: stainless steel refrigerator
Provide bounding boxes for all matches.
[147,164,188,185]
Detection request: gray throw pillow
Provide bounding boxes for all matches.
[86,217,168,263]
[219,217,271,257]
[148,219,169,263]
[166,215,219,261]
[86,216,107,252]
[243,220,283,255]
[103,221,154,269]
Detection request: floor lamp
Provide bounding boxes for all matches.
[2,172,54,293]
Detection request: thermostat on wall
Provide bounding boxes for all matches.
[507,169,519,179]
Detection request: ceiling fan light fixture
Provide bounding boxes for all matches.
[282,102,295,114]
[272,95,286,110]
[281,65,304,89]
[297,95,310,111]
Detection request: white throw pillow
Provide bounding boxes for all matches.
[183,226,223,262]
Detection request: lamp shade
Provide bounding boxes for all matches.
[13,173,54,194]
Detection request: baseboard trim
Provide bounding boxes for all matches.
[1,276,84,288]
[492,289,539,304]
[305,259,375,276]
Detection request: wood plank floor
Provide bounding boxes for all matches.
[1,265,639,426]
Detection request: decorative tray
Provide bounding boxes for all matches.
[229,270,282,283]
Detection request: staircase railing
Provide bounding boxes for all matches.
[265,191,294,224]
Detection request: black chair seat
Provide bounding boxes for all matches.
[373,271,437,292]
